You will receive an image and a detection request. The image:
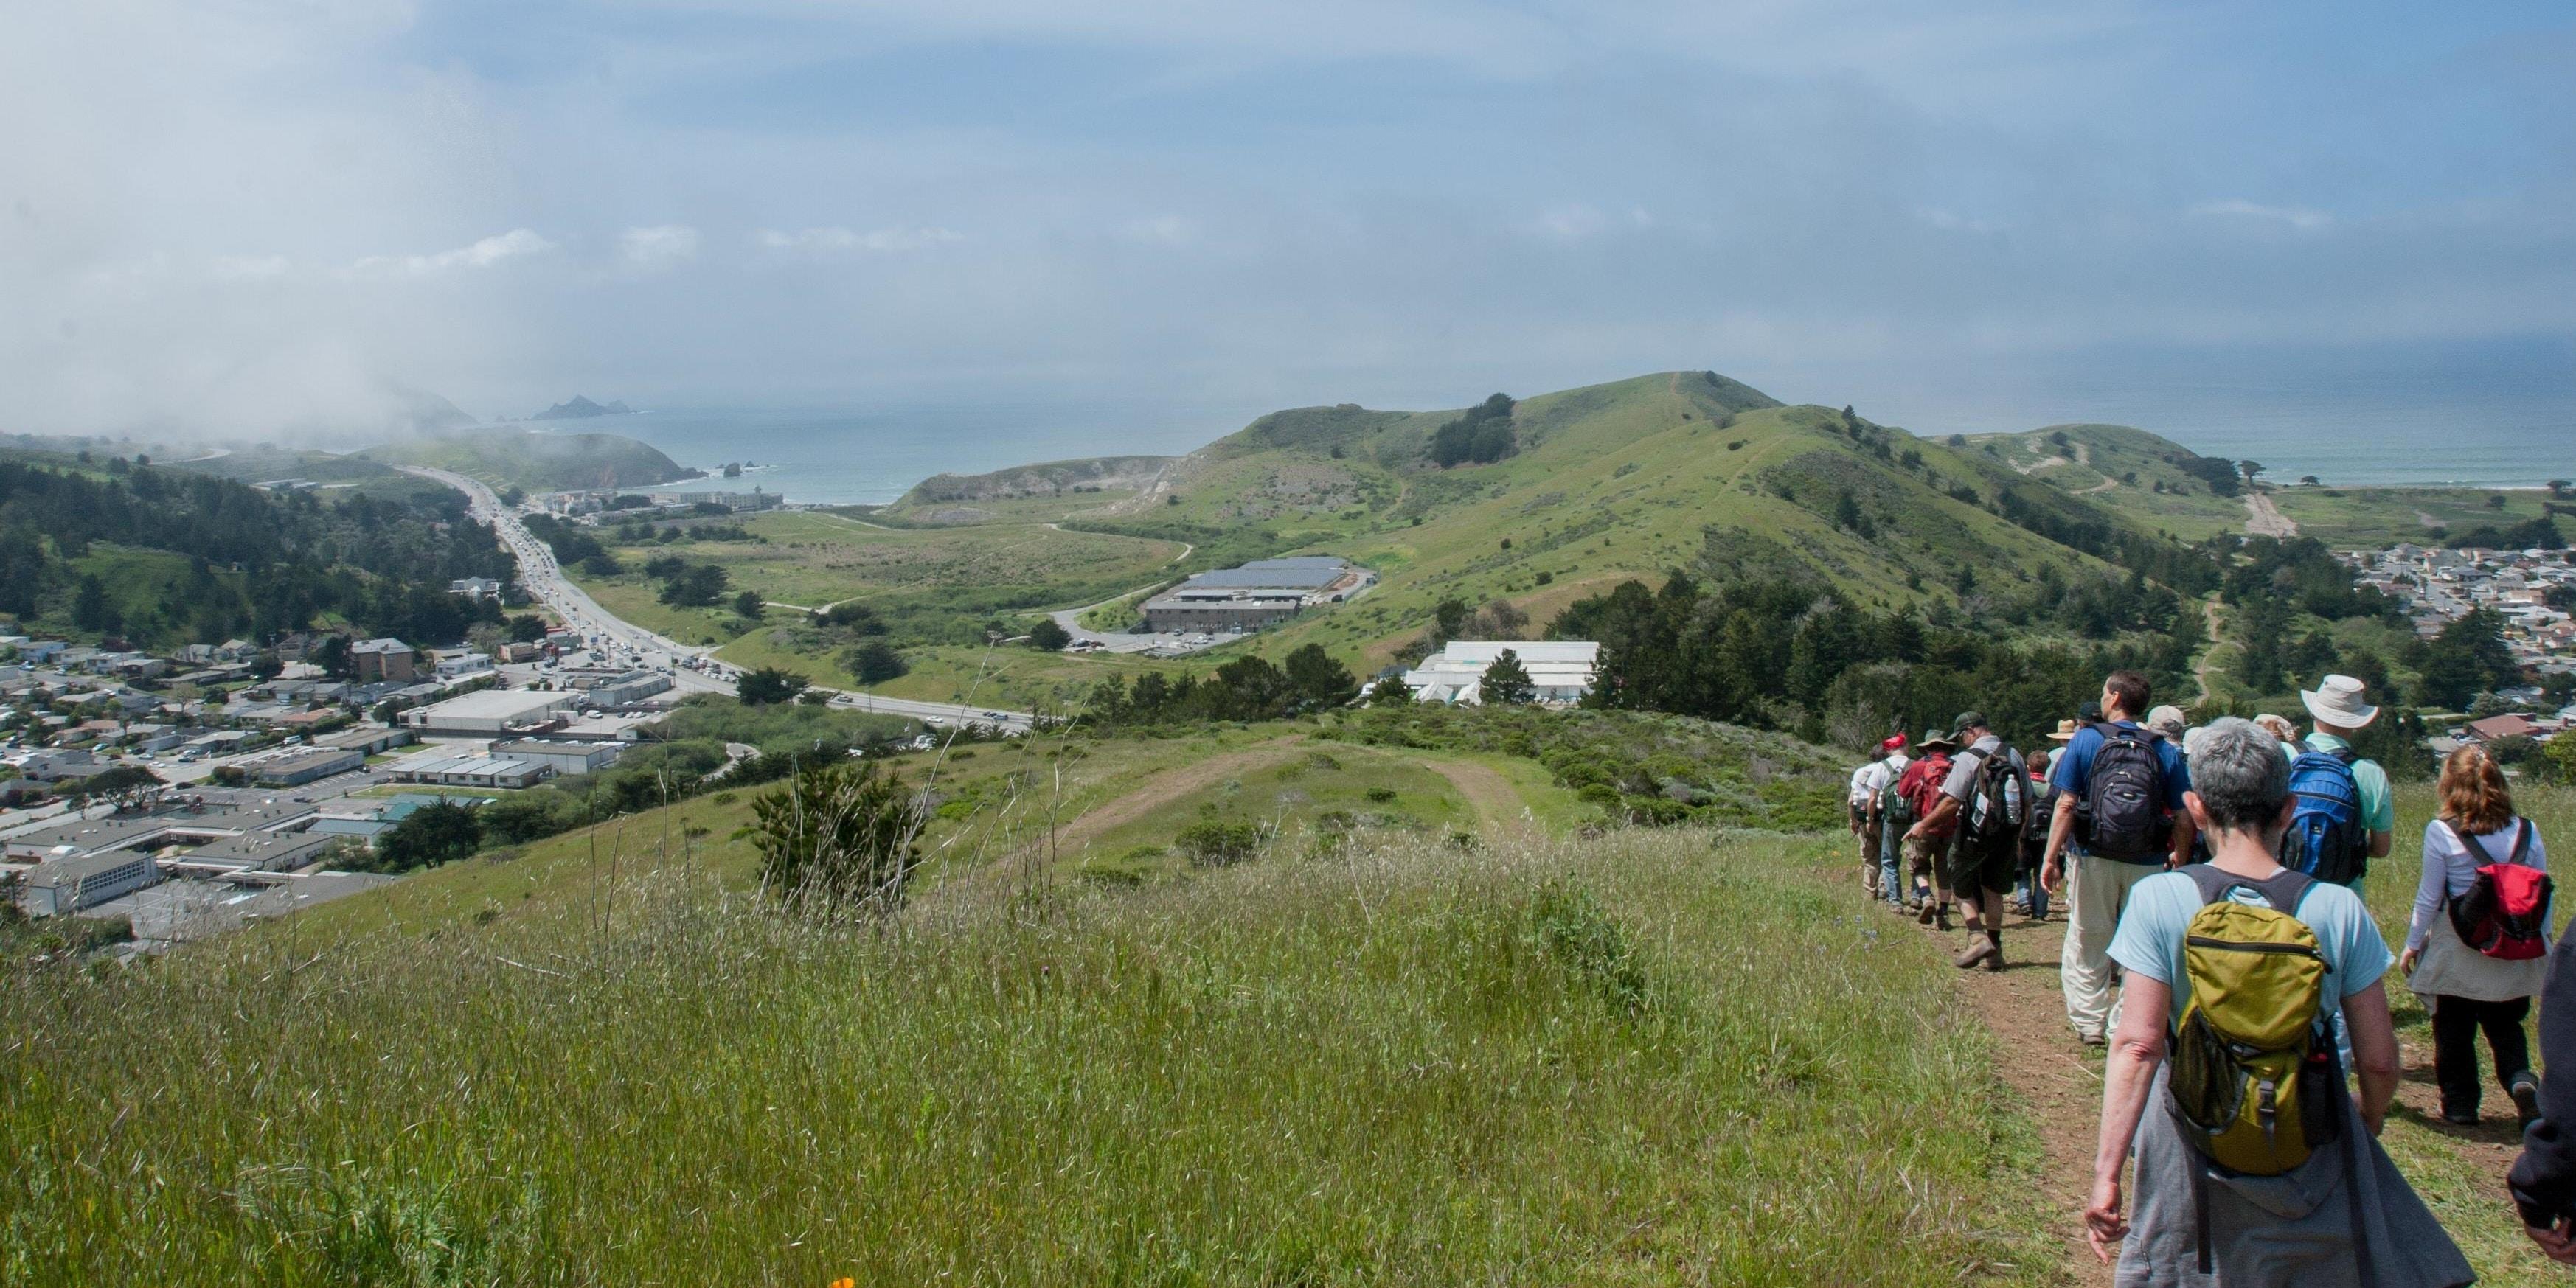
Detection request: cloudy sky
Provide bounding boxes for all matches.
[5,0,2572,440]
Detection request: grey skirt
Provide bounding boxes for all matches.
[2116,1062,2472,1288]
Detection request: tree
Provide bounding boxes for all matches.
[506,614,547,643]
[66,765,163,810]
[1365,675,1414,706]
[371,798,484,872]
[737,666,808,706]
[844,640,908,683]
[71,574,114,633]
[2549,479,2571,499]
[1433,596,1471,641]
[1479,648,1536,705]
[1282,643,1358,709]
[2237,460,2264,485]
[2416,609,2518,710]
[1174,821,1262,867]
[1027,619,1072,651]
[749,760,920,911]
[310,634,354,680]
[732,591,765,619]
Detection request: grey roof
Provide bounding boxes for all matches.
[350,638,413,655]
[24,850,157,888]
[1182,560,1350,590]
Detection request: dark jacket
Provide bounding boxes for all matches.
[2511,932,2576,1225]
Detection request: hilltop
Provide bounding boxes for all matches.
[890,454,1176,523]
[364,428,701,492]
[530,395,635,420]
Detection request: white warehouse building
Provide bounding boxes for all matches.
[1401,641,1600,706]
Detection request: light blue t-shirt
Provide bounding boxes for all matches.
[2107,867,2392,1034]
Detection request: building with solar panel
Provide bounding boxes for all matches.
[1141,557,1374,634]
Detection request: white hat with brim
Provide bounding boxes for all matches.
[2300,674,2379,730]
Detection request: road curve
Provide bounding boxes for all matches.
[400,466,1038,734]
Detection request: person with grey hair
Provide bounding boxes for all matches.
[2084,718,2468,1285]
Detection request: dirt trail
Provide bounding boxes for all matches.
[2245,490,2299,537]
[1417,757,1531,835]
[1945,912,2118,1286]
[1045,742,1305,854]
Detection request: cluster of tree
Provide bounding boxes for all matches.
[0,459,514,648]
[521,514,620,577]
[1426,394,1518,468]
[1086,644,1358,725]
[2163,452,2243,497]
[2222,536,2403,622]
[2406,609,2522,711]
[641,554,729,607]
[737,666,810,706]
[2445,515,2565,551]
[749,759,921,912]
[1558,574,2142,748]
[843,639,909,683]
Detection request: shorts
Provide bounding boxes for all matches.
[1903,833,1947,883]
[1945,837,2018,898]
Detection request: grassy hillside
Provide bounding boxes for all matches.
[364,428,699,492]
[3,817,2049,1284]
[2276,484,2564,549]
[892,454,1173,515]
[1963,422,2256,541]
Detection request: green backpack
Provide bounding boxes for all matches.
[2163,865,2360,1273]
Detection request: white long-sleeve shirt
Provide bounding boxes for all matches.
[2406,816,2549,954]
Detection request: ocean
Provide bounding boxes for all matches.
[602,344,2575,505]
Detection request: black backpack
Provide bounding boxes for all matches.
[2080,722,2168,860]
[1959,745,2026,856]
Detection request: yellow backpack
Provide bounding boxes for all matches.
[2164,865,2342,1176]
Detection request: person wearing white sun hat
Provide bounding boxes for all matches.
[2294,675,2396,891]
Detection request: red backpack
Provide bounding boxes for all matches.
[2444,819,2551,961]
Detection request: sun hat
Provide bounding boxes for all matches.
[2046,718,2080,742]
[2252,712,2299,743]
[2143,704,2188,740]
[2300,674,2379,730]
[1918,732,1960,752]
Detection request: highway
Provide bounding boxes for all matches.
[402,467,1037,734]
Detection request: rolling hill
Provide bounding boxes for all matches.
[364,427,701,492]
[1044,371,2193,670]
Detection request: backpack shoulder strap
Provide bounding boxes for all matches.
[2181,863,2314,914]
[2328,746,2358,766]
[2509,818,2533,866]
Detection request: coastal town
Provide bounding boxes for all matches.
[2347,540,2576,746]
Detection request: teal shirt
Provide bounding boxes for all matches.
[2303,731,2394,835]
[2108,867,2392,1033]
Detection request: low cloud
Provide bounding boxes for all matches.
[342,229,553,279]
[619,224,701,271]
[753,226,964,254]
[2187,199,2334,231]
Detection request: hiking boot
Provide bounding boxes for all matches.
[1916,901,1936,925]
[1981,938,2005,972]
[1934,906,1953,933]
[2512,1075,2544,1131]
[2077,1030,2107,1048]
[2441,1107,2481,1127]
[1951,940,1995,970]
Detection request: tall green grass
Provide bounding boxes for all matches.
[3,829,2046,1285]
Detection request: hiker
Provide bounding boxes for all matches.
[2254,711,2302,759]
[1875,742,1916,911]
[1849,737,1902,895]
[2012,743,2061,921]
[2041,670,2196,1046]
[2144,704,2189,745]
[2083,718,2471,1286]
[1909,712,2027,970]
[2401,744,2551,1127]
[2510,925,2576,1264]
[1894,733,1958,925]
[2284,675,2395,891]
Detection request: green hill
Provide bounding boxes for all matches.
[1063,371,2179,671]
[1962,422,2254,540]
[888,454,1176,523]
[365,428,699,492]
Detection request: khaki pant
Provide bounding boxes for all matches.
[2061,852,2163,1041]
[1903,833,1948,902]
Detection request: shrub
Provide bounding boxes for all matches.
[1173,821,1262,867]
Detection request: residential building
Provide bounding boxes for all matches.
[448,577,504,599]
[350,638,418,683]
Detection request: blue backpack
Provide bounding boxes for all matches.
[2282,748,2367,884]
